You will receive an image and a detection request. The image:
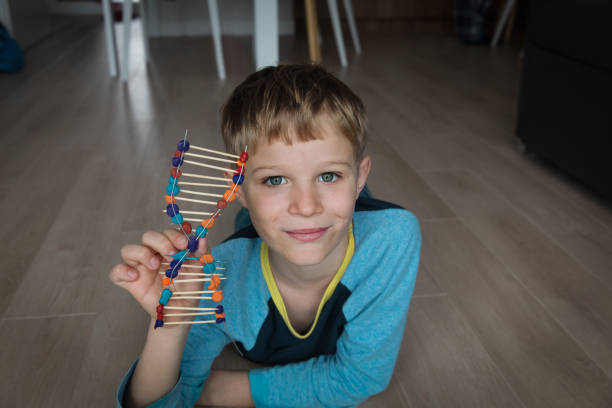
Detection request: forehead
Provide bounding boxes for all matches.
[250,123,356,167]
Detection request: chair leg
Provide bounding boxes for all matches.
[141,0,151,63]
[101,0,118,77]
[326,0,347,67]
[207,0,226,79]
[342,0,360,54]
[121,0,133,81]
[490,0,515,48]
[304,0,321,63]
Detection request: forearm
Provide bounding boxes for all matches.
[198,370,254,407]
[126,318,191,407]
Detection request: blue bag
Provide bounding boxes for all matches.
[0,23,25,72]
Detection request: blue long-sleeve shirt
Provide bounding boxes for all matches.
[117,197,421,407]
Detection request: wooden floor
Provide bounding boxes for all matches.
[1,19,612,407]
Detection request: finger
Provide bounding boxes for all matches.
[121,244,158,269]
[109,263,139,285]
[142,230,181,261]
[198,236,209,254]
[162,228,189,251]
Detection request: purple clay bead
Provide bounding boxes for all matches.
[216,317,226,324]
[177,140,190,152]
[165,268,179,278]
[166,204,179,217]
[172,157,183,167]
[216,305,224,313]
[188,237,199,253]
[154,320,164,329]
[232,174,244,184]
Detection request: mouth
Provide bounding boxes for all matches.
[285,227,329,242]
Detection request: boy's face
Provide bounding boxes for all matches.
[238,121,370,268]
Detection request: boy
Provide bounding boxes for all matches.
[110,64,421,407]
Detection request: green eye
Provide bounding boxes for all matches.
[319,173,338,183]
[265,176,286,186]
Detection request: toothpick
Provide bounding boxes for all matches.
[190,145,240,159]
[184,152,237,165]
[174,196,218,206]
[161,272,226,278]
[162,210,214,216]
[173,290,217,294]
[164,320,217,325]
[181,173,228,182]
[183,159,234,173]
[171,278,219,283]
[171,296,214,300]
[165,312,216,317]
[180,189,224,199]
[161,263,225,270]
[177,182,228,188]
[164,306,218,311]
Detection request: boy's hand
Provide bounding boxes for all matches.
[109,229,209,320]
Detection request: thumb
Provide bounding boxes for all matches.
[109,263,139,288]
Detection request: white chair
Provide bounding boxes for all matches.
[101,0,226,81]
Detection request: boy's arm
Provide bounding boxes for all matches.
[247,218,421,407]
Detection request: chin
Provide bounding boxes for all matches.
[283,247,329,267]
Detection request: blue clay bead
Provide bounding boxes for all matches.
[232,174,244,184]
[216,317,226,324]
[216,305,224,313]
[188,237,199,253]
[172,157,184,167]
[171,214,183,224]
[159,288,173,305]
[203,263,216,274]
[166,204,179,217]
[166,184,180,195]
[170,259,182,268]
[165,268,179,278]
[154,320,164,329]
[177,140,190,152]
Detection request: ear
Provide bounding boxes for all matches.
[355,155,371,199]
[236,186,248,208]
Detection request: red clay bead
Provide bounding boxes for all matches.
[217,200,228,209]
[157,313,163,320]
[182,221,192,234]
[173,150,182,158]
[240,152,248,162]
[171,168,182,178]
[156,304,164,313]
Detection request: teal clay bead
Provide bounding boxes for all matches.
[159,288,173,305]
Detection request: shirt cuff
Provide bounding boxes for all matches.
[248,369,272,408]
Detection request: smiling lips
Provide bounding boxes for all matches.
[285,227,329,242]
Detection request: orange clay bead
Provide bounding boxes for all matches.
[223,189,236,202]
[201,218,215,228]
[200,254,215,264]
[231,183,239,192]
[162,277,171,286]
[236,159,245,167]
[212,291,223,302]
[208,280,219,290]
[165,195,176,204]
[215,312,225,319]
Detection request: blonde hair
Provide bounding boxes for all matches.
[221,64,367,160]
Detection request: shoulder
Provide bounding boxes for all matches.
[353,197,421,246]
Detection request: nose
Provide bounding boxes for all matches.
[288,183,323,217]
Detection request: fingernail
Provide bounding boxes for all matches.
[127,270,137,279]
[150,258,159,268]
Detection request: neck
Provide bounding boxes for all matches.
[268,232,349,291]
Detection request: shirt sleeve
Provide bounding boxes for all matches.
[116,323,230,408]
[248,215,421,408]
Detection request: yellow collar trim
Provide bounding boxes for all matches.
[260,224,355,339]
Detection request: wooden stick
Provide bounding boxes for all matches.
[161,263,225,270]
[165,312,215,317]
[183,159,234,173]
[180,189,223,199]
[171,278,218,283]
[173,290,216,294]
[162,210,214,216]
[177,182,227,188]
[171,296,213,300]
[181,172,228,182]
[174,196,217,206]
[164,306,218,311]
[184,152,237,165]
[161,272,226,278]
[190,145,240,158]
[164,320,217,325]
